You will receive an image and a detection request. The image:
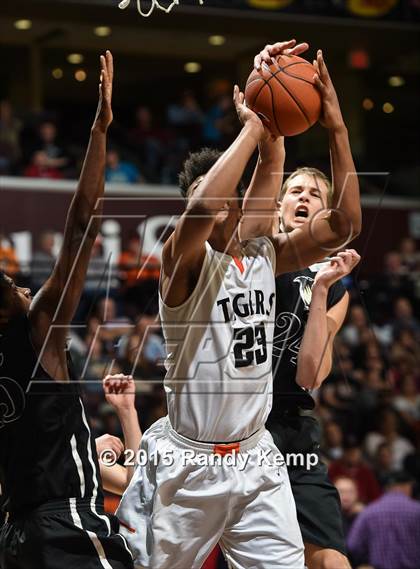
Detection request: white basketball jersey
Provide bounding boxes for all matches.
[159,237,277,442]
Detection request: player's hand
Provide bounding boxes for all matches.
[254,39,309,70]
[103,374,136,412]
[314,249,360,288]
[95,434,124,460]
[233,85,265,140]
[93,50,114,133]
[313,50,345,131]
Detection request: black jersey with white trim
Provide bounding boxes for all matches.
[270,262,346,412]
[0,315,103,515]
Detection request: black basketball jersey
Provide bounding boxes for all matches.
[0,315,103,515]
[271,261,346,412]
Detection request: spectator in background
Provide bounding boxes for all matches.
[334,476,364,537]
[374,442,397,489]
[120,314,165,379]
[364,407,415,470]
[24,150,64,179]
[167,90,204,150]
[329,438,381,504]
[128,106,168,183]
[392,374,420,436]
[36,120,69,171]
[347,471,420,569]
[392,297,420,337]
[30,230,56,290]
[0,233,19,278]
[119,232,160,317]
[203,94,236,148]
[106,148,141,184]
[0,99,22,175]
[400,237,420,272]
[390,328,420,378]
[321,420,344,463]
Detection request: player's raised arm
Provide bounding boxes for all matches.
[29,51,113,377]
[240,40,309,241]
[296,250,360,390]
[162,87,264,275]
[272,50,361,273]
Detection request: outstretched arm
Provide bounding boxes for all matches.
[161,87,264,307]
[296,250,360,390]
[29,52,114,379]
[240,40,308,241]
[273,50,361,272]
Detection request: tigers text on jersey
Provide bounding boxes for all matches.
[159,238,276,443]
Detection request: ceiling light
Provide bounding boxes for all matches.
[75,69,87,82]
[184,62,201,73]
[388,76,405,87]
[362,98,374,111]
[209,35,226,46]
[52,68,63,79]
[14,19,32,30]
[94,26,112,37]
[67,53,84,64]
[383,102,394,114]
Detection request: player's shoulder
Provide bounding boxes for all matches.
[245,236,275,259]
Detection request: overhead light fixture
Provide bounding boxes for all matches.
[67,53,84,64]
[209,35,226,46]
[94,26,112,37]
[75,69,87,82]
[52,68,64,79]
[184,62,202,73]
[14,19,32,30]
[383,102,394,114]
[388,76,405,87]
[362,98,374,111]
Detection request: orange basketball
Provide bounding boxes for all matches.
[245,54,322,137]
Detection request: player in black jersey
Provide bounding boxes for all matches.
[0,52,134,569]
[241,45,362,569]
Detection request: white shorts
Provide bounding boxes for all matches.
[116,417,304,569]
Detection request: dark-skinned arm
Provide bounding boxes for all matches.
[29,51,114,380]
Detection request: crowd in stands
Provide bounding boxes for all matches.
[0,91,239,185]
[1,221,419,566]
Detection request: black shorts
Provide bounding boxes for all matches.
[267,412,346,556]
[0,498,134,569]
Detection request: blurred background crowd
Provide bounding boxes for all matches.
[1,223,420,568]
[1,1,420,567]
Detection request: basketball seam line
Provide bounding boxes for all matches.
[269,70,311,126]
[266,80,284,137]
[271,65,316,88]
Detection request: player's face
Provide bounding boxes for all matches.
[279,173,330,232]
[1,275,32,318]
[188,177,241,228]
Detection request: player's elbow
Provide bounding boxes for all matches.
[296,358,327,390]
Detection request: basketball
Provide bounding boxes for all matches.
[245,54,322,137]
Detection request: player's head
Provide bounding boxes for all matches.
[0,271,32,330]
[278,167,333,233]
[179,148,245,226]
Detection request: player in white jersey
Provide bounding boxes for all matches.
[117,40,362,569]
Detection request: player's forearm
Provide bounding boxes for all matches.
[296,283,331,390]
[328,126,362,239]
[99,463,128,496]
[67,127,106,238]
[240,138,285,240]
[118,406,142,484]
[192,123,262,213]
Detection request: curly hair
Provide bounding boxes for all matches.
[178,148,245,200]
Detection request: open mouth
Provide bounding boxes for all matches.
[295,207,309,220]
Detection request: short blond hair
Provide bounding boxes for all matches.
[280,167,333,206]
